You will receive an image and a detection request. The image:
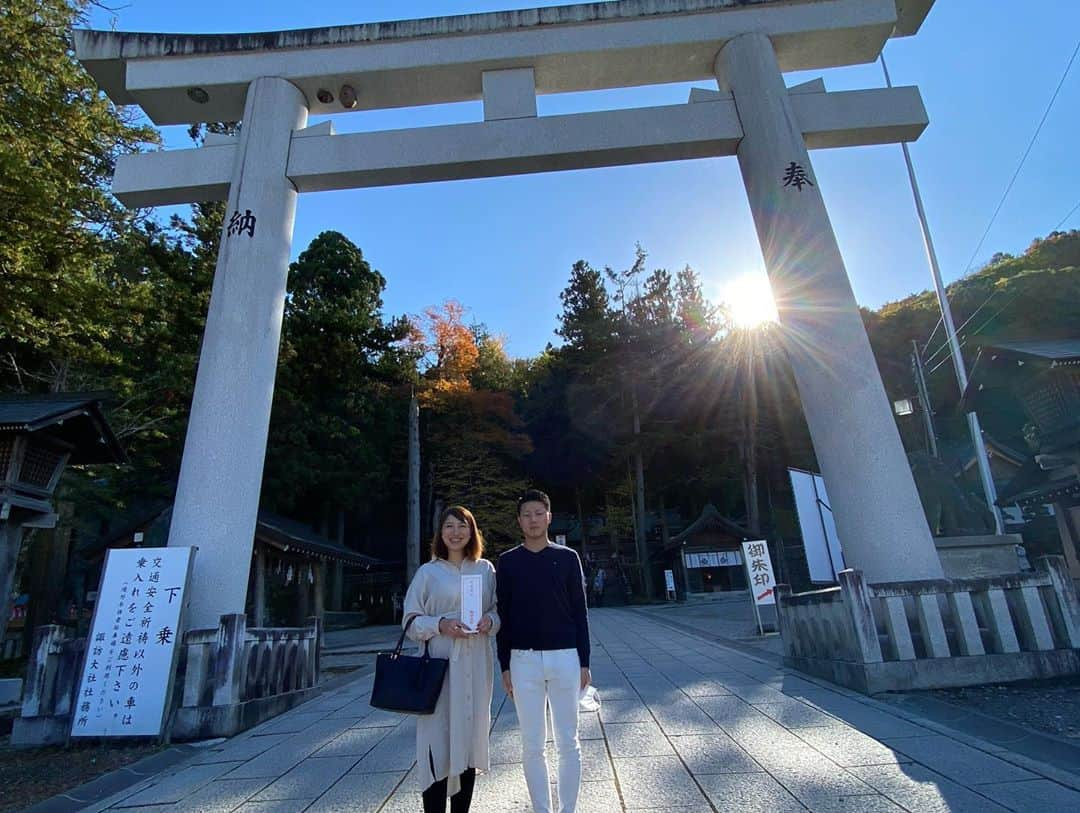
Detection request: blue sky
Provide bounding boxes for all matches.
[87,1,1080,358]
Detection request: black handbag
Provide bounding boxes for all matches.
[369,615,449,715]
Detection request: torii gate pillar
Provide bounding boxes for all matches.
[168,77,309,628]
[717,33,943,582]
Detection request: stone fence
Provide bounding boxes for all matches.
[11,614,321,746]
[171,614,321,739]
[777,555,1080,694]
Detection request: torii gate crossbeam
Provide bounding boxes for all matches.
[76,0,943,629]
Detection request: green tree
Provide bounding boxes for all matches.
[0,0,157,388]
[470,324,518,392]
[262,231,414,526]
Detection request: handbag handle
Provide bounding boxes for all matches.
[395,614,432,659]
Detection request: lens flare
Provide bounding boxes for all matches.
[724,273,779,328]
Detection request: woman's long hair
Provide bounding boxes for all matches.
[431,505,485,561]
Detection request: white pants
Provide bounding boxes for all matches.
[510,648,581,813]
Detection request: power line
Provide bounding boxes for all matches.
[921,288,1000,367]
[926,291,1023,377]
[921,316,942,357]
[1053,198,1080,231]
[961,38,1080,274]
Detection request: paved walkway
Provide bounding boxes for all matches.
[631,592,786,659]
[78,608,1080,812]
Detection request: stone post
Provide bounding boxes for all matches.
[716,34,943,583]
[212,613,247,707]
[837,569,883,665]
[1040,555,1080,647]
[166,77,309,628]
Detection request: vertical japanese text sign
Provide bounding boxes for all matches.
[71,547,196,738]
[740,540,776,606]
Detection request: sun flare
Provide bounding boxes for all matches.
[724,273,779,328]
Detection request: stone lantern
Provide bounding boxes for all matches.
[0,393,125,647]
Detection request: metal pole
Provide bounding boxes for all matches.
[881,55,1004,534]
[911,340,939,458]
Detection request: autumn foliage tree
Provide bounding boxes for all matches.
[411,301,531,549]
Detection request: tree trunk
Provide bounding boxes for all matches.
[313,560,325,621]
[24,518,71,653]
[297,560,310,625]
[407,393,421,584]
[575,487,587,555]
[431,498,444,557]
[743,349,761,536]
[0,523,25,648]
[606,492,618,551]
[632,387,652,600]
[253,545,266,626]
[745,431,760,535]
[333,509,345,611]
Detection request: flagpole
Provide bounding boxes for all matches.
[880,54,1004,534]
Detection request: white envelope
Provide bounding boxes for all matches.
[461,574,483,632]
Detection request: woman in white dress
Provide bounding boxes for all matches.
[402,505,499,813]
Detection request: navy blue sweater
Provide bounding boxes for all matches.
[496,543,591,673]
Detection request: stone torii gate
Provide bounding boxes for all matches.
[76,0,942,630]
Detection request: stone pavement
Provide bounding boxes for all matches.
[630,592,786,660]
[76,608,1080,812]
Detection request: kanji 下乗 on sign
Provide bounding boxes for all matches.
[71,547,195,738]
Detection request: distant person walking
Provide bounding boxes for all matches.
[402,506,498,813]
[497,490,591,813]
[591,567,606,607]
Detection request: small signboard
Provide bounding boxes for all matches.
[741,540,778,635]
[664,569,676,594]
[460,574,483,632]
[71,547,195,739]
[741,540,776,606]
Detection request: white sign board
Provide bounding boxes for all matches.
[664,569,676,592]
[460,574,483,632]
[684,550,742,569]
[740,540,776,606]
[71,547,195,738]
[789,468,845,583]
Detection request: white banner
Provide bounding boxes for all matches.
[741,540,777,606]
[71,547,195,738]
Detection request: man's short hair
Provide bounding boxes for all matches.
[517,489,551,514]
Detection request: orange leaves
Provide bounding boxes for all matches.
[411,299,479,388]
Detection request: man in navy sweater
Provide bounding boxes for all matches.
[497,489,590,813]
